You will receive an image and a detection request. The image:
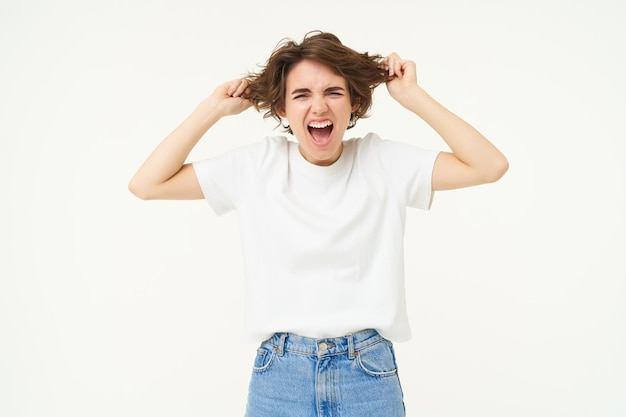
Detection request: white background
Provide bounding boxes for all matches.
[1,0,625,416]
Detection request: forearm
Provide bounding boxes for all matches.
[403,86,507,172]
[128,98,221,198]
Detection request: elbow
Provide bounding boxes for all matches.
[486,155,509,183]
[128,177,153,200]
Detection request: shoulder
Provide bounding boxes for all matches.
[263,135,290,147]
[350,132,440,176]
[345,132,381,157]
[350,132,382,147]
[350,132,413,151]
[193,136,290,175]
[349,132,417,158]
[260,135,291,157]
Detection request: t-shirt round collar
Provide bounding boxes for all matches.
[288,139,353,179]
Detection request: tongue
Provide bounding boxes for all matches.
[310,126,333,145]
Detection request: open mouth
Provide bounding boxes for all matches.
[307,120,334,146]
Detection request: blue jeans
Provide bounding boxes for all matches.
[244,329,406,417]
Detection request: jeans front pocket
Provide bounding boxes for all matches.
[252,345,277,373]
[355,339,398,377]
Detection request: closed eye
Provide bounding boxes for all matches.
[290,86,346,100]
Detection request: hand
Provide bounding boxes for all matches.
[206,78,253,117]
[381,53,421,107]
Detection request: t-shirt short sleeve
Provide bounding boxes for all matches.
[192,140,270,215]
[371,134,440,210]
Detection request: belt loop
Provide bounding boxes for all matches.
[347,333,355,359]
[277,333,287,356]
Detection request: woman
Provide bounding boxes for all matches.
[129,31,508,416]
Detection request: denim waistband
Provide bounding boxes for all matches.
[263,328,385,358]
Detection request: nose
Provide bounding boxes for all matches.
[310,93,328,114]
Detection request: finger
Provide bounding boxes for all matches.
[386,56,395,78]
[225,79,244,97]
[385,53,403,79]
[225,81,235,97]
[232,79,248,97]
[385,54,393,78]
[395,60,404,79]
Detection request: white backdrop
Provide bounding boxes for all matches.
[1,0,625,416]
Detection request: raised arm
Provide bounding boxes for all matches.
[128,79,252,200]
[383,53,508,191]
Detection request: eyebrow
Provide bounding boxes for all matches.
[290,86,346,95]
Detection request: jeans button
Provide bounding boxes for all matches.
[319,342,328,351]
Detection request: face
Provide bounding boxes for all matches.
[278,59,358,166]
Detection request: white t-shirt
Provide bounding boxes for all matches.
[193,132,439,343]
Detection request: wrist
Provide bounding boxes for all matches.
[196,97,225,125]
[398,86,432,113]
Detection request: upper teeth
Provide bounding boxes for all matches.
[308,121,333,128]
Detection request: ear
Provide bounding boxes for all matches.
[351,102,359,113]
[277,108,286,118]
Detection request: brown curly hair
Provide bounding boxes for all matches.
[245,31,389,133]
